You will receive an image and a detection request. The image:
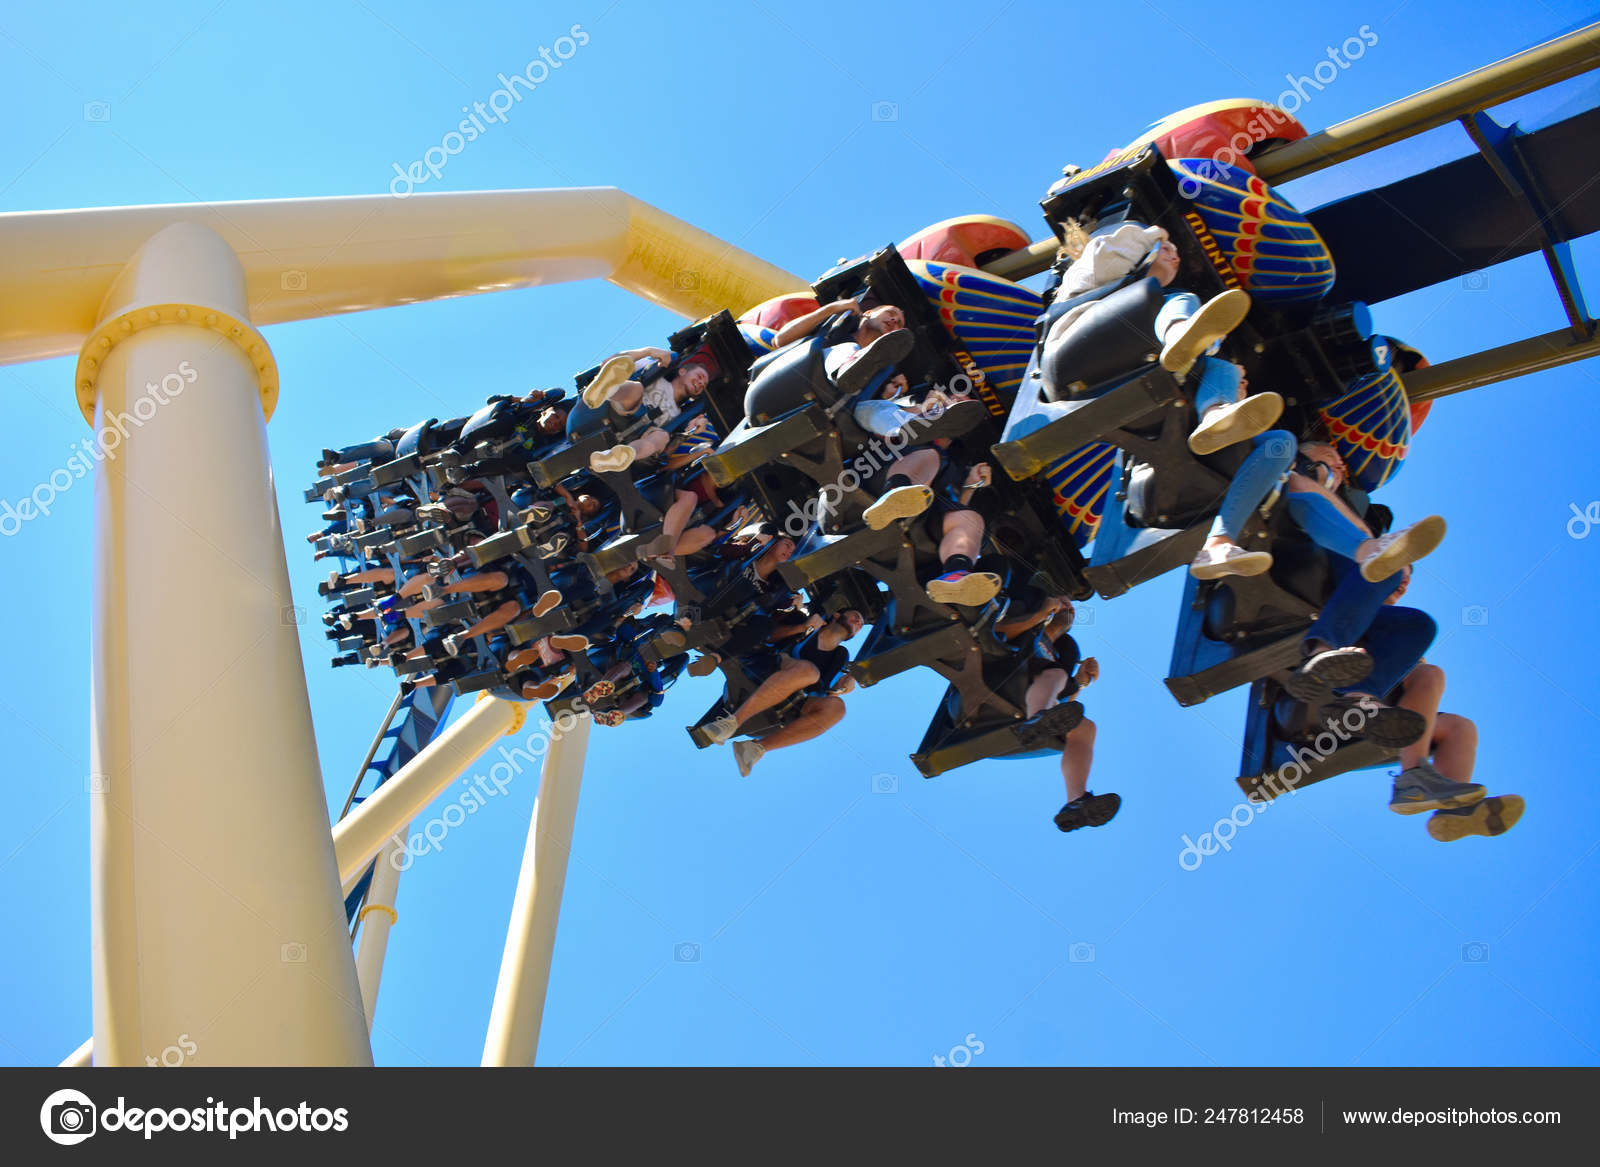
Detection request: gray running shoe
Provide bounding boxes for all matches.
[1388,762,1487,816]
[1427,794,1524,841]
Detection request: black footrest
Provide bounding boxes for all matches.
[422,599,477,628]
[1165,631,1304,708]
[782,524,904,587]
[702,408,829,487]
[450,669,503,695]
[371,452,424,487]
[397,527,448,557]
[531,432,609,488]
[467,525,535,568]
[993,369,1176,482]
[850,620,971,688]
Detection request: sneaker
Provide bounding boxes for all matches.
[442,633,467,657]
[589,444,637,474]
[927,569,1002,607]
[1389,761,1487,816]
[1359,515,1447,582]
[415,502,454,524]
[1281,645,1372,703]
[1187,391,1284,455]
[531,588,563,618]
[703,713,740,745]
[548,633,590,652]
[1322,693,1428,749]
[537,533,570,559]
[1161,288,1252,378]
[1189,541,1273,580]
[733,738,766,777]
[583,679,615,704]
[582,354,637,409]
[594,710,627,727]
[521,502,555,524]
[521,676,567,701]
[687,652,721,678]
[834,328,917,399]
[1427,794,1524,841]
[862,483,933,530]
[1015,701,1084,750]
[1053,791,1122,833]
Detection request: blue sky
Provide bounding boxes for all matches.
[2,0,1598,1067]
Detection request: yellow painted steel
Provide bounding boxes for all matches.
[1254,21,1600,184]
[0,188,809,377]
[88,222,372,1066]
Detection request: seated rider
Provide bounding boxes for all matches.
[996,591,1119,833]
[1041,222,1297,580]
[702,608,865,777]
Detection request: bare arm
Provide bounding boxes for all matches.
[773,300,857,348]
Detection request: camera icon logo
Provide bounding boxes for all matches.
[281,605,306,626]
[674,942,700,963]
[871,100,898,122]
[40,1088,97,1145]
[83,101,111,122]
[281,269,308,292]
[85,773,110,795]
[280,941,307,963]
[871,772,898,794]
[673,270,701,291]
[1461,272,1490,291]
[1069,942,1096,963]
[1072,604,1096,627]
[1461,605,1490,627]
[1462,942,1490,963]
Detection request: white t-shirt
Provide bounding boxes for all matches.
[641,376,681,424]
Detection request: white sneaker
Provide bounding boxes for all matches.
[704,713,740,744]
[589,444,637,474]
[1187,391,1284,455]
[1189,542,1273,579]
[862,484,933,530]
[582,355,637,409]
[733,739,765,777]
[1160,288,1251,377]
[1359,515,1446,582]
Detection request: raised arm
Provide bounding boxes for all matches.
[773,299,858,348]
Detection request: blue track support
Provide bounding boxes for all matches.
[344,684,457,924]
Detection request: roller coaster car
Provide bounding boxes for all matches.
[684,654,810,750]
[999,146,1394,597]
[1235,682,1395,804]
[908,615,1085,778]
[897,214,1033,269]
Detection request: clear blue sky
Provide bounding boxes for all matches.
[2,0,1598,1067]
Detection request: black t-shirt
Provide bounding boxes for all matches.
[1033,630,1082,697]
[789,628,849,693]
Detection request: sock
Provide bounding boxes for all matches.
[943,555,974,574]
[885,474,912,491]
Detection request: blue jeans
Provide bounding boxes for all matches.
[1192,355,1242,416]
[1288,491,1367,559]
[1155,291,1201,346]
[1210,430,1295,541]
[1306,556,1436,696]
[854,397,920,439]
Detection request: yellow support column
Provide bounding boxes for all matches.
[85,222,371,1066]
[482,712,592,1066]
